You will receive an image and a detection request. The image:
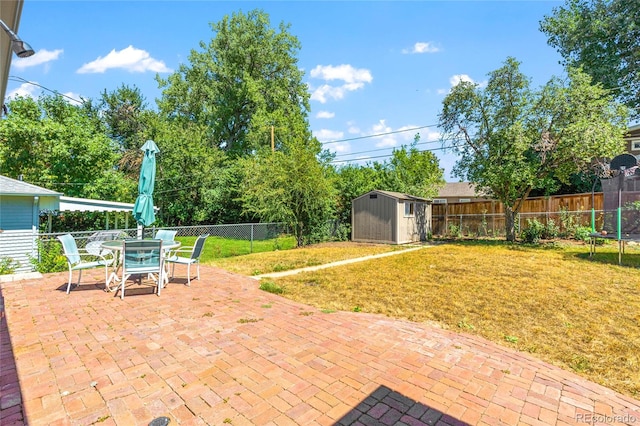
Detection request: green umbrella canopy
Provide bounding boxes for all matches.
[133,140,160,227]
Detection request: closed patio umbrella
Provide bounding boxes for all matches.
[133,140,160,234]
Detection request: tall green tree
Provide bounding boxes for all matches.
[239,140,336,246]
[380,137,445,199]
[156,9,311,157]
[439,57,628,241]
[333,164,384,235]
[540,0,640,119]
[0,95,133,200]
[96,84,151,179]
[142,116,232,226]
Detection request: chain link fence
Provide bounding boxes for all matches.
[432,209,597,238]
[0,223,289,274]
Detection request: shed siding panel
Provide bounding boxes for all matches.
[352,193,396,243]
[398,201,430,244]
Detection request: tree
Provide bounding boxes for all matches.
[156,9,311,157]
[96,84,151,179]
[380,137,445,199]
[540,0,640,119]
[439,57,628,241]
[333,164,385,237]
[0,95,133,200]
[239,140,336,247]
[143,117,232,226]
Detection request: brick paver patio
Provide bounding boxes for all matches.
[1,266,639,425]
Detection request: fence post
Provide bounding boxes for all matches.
[250,224,254,253]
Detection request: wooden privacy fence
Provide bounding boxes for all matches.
[432,192,603,237]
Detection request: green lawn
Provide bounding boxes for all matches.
[175,235,297,262]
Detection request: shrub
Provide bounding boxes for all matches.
[447,223,462,238]
[0,257,19,275]
[521,218,544,243]
[573,226,593,242]
[542,219,560,240]
[29,239,67,273]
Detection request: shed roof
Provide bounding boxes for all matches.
[0,175,62,196]
[357,190,431,202]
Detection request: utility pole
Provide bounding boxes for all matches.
[271,125,275,152]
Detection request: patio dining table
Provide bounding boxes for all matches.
[101,240,181,291]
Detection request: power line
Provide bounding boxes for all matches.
[333,138,443,159]
[7,76,85,105]
[321,124,438,145]
[329,143,464,164]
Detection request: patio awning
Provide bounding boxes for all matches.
[59,196,137,213]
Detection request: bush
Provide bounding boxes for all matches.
[521,218,544,243]
[447,223,462,238]
[0,257,19,275]
[573,226,593,242]
[29,239,67,273]
[542,219,560,240]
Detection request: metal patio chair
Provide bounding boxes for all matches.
[120,239,164,299]
[154,229,177,242]
[166,234,209,286]
[57,233,115,294]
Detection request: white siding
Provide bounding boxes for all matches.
[0,231,36,273]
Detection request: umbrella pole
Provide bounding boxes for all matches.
[137,224,143,239]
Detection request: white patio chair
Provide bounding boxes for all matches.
[57,234,115,294]
[154,229,177,242]
[120,239,164,299]
[166,234,209,286]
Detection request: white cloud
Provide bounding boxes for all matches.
[310,64,372,84]
[437,74,488,95]
[62,92,84,106]
[316,110,335,119]
[402,42,440,54]
[313,128,343,142]
[332,142,351,154]
[6,82,39,99]
[420,129,441,142]
[370,120,398,148]
[309,64,372,103]
[77,45,171,74]
[450,74,475,86]
[12,49,63,70]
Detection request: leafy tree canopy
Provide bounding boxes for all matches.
[439,57,628,241]
[540,0,640,119]
[156,9,311,157]
[239,139,336,246]
[380,137,445,199]
[0,95,134,200]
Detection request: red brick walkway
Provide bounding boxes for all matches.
[1,267,639,425]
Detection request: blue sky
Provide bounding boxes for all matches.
[8,1,566,180]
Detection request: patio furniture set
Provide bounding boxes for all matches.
[57,230,209,299]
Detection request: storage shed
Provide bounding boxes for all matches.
[0,175,61,272]
[352,190,431,244]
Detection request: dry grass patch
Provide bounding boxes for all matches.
[209,241,412,275]
[268,240,640,398]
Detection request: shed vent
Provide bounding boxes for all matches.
[369,194,377,199]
